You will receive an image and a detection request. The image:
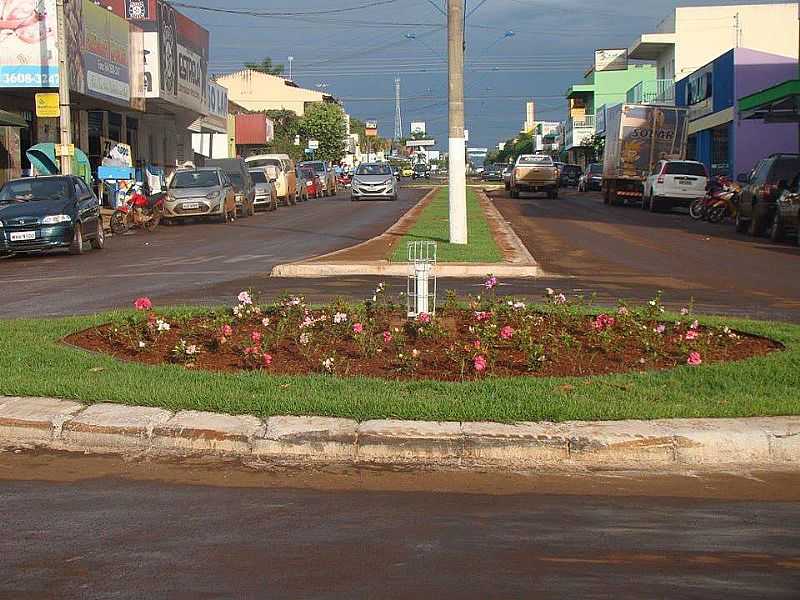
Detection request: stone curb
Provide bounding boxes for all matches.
[1,397,799,470]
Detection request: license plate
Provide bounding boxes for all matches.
[10,231,36,241]
[182,202,200,210]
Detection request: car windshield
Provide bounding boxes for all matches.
[301,167,316,178]
[229,173,244,189]
[249,170,268,184]
[589,164,602,174]
[664,162,707,176]
[517,156,552,166]
[357,164,392,176]
[170,171,220,189]
[414,164,426,171]
[770,158,800,183]
[0,178,71,203]
[306,162,325,173]
[247,158,282,169]
[563,165,581,174]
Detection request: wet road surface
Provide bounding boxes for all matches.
[1,452,800,599]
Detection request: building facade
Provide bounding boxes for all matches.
[216,70,335,116]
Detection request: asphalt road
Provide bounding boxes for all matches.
[0,188,427,318]
[2,452,800,599]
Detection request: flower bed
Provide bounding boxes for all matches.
[64,279,781,383]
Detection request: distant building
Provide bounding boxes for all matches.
[216,70,338,116]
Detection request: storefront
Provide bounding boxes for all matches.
[676,48,797,178]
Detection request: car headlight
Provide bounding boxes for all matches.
[384,179,394,186]
[206,191,221,199]
[42,214,71,224]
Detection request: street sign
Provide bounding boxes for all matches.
[308,139,319,150]
[365,119,378,137]
[55,144,75,157]
[294,135,301,146]
[34,93,60,118]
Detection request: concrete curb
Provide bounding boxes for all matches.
[1,397,799,470]
[269,187,546,279]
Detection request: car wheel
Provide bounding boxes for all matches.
[748,211,765,237]
[735,212,748,233]
[648,193,657,212]
[769,212,784,242]
[69,223,84,255]
[90,219,105,250]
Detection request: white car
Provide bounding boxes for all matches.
[643,160,708,212]
[244,154,298,206]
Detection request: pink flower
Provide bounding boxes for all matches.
[473,355,487,372]
[500,325,515,340]
[250,330,262,344]
[133,297,153,311]
[554,293,567,305]
[237,291,253,305]
[680,308,690,316]
[654,324,666,334]
[221,324,233,337]
[687,351,702,366]
[244,346,259,356]
[685,330,699,341]
[474,311,492,322]
[592,314,616,331]
[473,339,481,349]
[353,322,364,334]
[417,312,431,324]
[382,330,392,344]
[484,275,498,290]
[617,306,630,316]
[263,353,273,367]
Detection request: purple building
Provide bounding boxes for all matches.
[676,48,798,178]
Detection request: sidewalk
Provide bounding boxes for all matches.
[2,396,798,470]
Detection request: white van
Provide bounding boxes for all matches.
[244,154,298,206]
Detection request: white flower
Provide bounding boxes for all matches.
[554,293,567,305]
[649,300,657,307]
[262,317,270,327]
[186,345,199,356]
[412,349,420,358]
[680,308,690,316]
[138,341,146,348]
[299,333,311,346]
[545,288,554,296]
[513,302,526,310]
[237,291,252,305]
[322,357,335,372]
[333,312,348,324]
[233,306,242,318]
[691,320,700,330]
[156,319,170,332]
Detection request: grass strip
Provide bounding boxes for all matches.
[390,187,503,263]
[1,309,799,423]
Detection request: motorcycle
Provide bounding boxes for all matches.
[110,189,166,234]
[336,173,352,188]
[690,176,739,222]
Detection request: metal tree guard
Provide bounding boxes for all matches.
[407,240,437,317]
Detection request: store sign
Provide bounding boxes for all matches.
[308,140,319,150]
[410,121,426,135]
[686,65,714,121]
[124,0,150,19]
[595,105,607,135]
[81,0,131,104]
[35,93,60,118]
[595,48,628,72]
[0,0,59,88]
[101,138,133,167]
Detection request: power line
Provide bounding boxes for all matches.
[172,0,402,17]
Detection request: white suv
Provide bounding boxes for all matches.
[643,160,708,212]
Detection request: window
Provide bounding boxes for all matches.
[664,162,707,176]
[249,170,268,184]
[356,164,392,176]
[170,170,221,188]
[517,155,553,166]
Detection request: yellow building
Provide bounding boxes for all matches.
[215,70,336,116]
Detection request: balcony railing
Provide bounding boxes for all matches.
[626,79,675,105]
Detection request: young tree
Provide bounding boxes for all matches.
[299,103,347,162]
[244,57,285,76]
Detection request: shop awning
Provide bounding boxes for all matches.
[0,110,27,128]
[738,79,800,122]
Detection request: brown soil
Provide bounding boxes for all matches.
[64,308,782,382]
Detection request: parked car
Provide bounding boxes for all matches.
[206,158,255,218]
[482,164,504,182]
[735,153,800,236]
[300,161,337,197]
[770,172,800,244]
[351,163,399,201]
[401,166,414,178]
[578,163,603,192]
[642,160,707,212]
[248,168,278,212]
[559,164,583,188]
[245,154,298,205]
[503,165,513,190]
[412,163,430,180]
[0,175,104,256]
[297,164,323,200]
[510,154,559,199]
[165,167,236,223]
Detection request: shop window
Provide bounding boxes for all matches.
[687,135,697,161]
[711,124,730,176]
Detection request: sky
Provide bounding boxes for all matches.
[180,0,789,150]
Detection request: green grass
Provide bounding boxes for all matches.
[390,187,504,263]
[2,309,800,423]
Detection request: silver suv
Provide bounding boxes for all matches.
[165,168,236,222]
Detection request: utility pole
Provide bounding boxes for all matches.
[55,0,73,175]
[394,77,403,140]
[288,56,294,81]
[447,0,467,244]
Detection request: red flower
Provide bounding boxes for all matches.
[353,322,364,334]
[474,311,492,322]
[382,330,392,344]
[592,314,616,331]
[250,330,262,344]
[133,297,152,311]
[417,312,431,324]
[263,353,273,367]
[473,355,487,372]
[500,325,514,340]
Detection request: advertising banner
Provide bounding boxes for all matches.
[82,0,130,104]
[205,80,228,130]
[410,121,426,136]
[0,0,59,88]
[595,49,628,73]
[156,0,208,113]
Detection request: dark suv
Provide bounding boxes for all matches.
[559,164,582,187]
[736,154,800,236]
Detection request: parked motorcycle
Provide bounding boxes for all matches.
[110,189,166,234]
[690,176,739,222]
[336,173,352,188]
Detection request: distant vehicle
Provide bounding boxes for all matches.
[412,163,430,180]
[298,164,323,199]
[578,163,603,192]
[602,104,689,206]
[559,164,582,188]
[481,164,504,182]
[248,168,278,211]
[351,163,399,201]
[165,167,236,223]
[510,154,559,199]
[503,165,513,190]
[300,161,337,197]
[0,175,104,256]
[642,160,707,212]
[735,153,800,236]
[245,154,298,205]
[392,167,401,181]
[772,171,800,244]
[206,158,255,217]
[401,166,413,178]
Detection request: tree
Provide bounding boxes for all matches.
[584,133,605,163]
[299,103,347,162]
[260,109,303,160]
[244,57,285,76]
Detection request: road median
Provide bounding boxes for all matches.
[2,396,798,470]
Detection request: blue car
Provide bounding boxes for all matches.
[0,175,104,256]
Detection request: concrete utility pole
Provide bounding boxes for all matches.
[55,0,72,175]
[447,0,467,244]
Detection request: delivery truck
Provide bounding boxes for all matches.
[602,104,689,206]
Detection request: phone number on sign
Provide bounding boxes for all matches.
[0,72,59,87]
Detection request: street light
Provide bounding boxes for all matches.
[288,56,294,80]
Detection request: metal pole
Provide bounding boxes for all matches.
[55,0,73,175]
[447,0,467,244]
[288,56,293,81]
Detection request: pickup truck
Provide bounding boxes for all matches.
[510,154,559,199]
